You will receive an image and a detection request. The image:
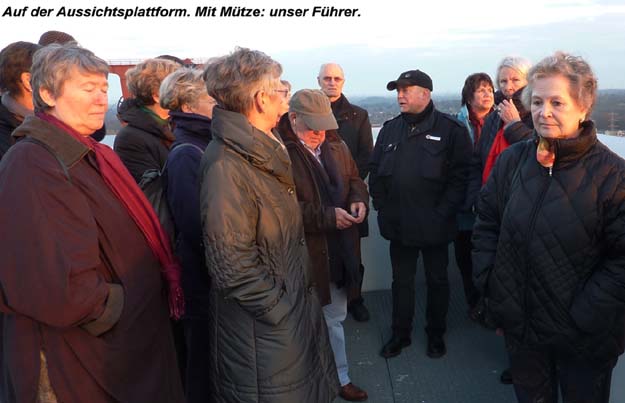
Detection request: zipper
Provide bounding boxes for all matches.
[521,165,552,342]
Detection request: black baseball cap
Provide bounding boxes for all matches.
[387,69,433,91]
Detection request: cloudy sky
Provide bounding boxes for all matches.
[2,0,625,97]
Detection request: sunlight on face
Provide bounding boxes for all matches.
[531,74,587,139]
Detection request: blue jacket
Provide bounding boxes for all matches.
[165,111,212,318]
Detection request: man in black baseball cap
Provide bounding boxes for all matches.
[386,69,433,91]
[369,69,472,360]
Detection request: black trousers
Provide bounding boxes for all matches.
[453,230,480,307]
[390,240,449,338]
[184,318,211,403]
[509,346,615,403]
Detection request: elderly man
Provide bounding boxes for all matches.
[369,70,471,359]
[277,89,369,402]
[318,63,373,322]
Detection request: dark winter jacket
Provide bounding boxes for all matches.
[466,87,533,210]
[369,104,472,246]
[165,111,212,318]
[472,122,625,365]
[0,102,19,161]
[114,98,175,183]
[330,94,373,179]
[199,107,339,403]
[277,115,369,306]
[331,94,373,238]
[0,116,183,403]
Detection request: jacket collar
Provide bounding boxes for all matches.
[12,115,89,167]
[330,93,351,116]
[533,121,597,168]
[211,107,293,186]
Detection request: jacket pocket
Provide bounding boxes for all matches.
[377,142,398,177]
[420,138,447,180]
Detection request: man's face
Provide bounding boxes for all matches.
[396,85,429,114]
[291,113,326,150]
[318,64,345,101]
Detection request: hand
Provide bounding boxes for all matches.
[335,207,357,229]
[350,202,367,224]
[497,99,521,125]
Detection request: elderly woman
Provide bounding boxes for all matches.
[468,56,533,207]
[159,68,215,403]
[199,48,339,403]
[454,72,495,315]
[0,41,41,160]
[114,58,179,182]
[276,89,369,402]
[0,43,184,402]
[472,52,625,403]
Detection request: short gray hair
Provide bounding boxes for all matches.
[30,43,108,111]
[126,58,180,106]
[522,51,597,115]
[203,47,282,114]
[159,68,207,111]
[495,56,532,90]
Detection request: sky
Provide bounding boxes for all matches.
[2,0,625,98]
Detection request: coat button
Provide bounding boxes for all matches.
[321,249,327,255]
[299,238,305,246]
[287,187,295,195]
[308,286,314,294]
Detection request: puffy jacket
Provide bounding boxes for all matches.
[199,107,339,403]
[114,98,175,183]
[277,115,369,306]
[473,122,625,364]
[369,106,472,246]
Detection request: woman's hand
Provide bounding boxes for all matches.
[497,99,521,125]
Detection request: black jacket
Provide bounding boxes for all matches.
[277,115,368,306]
[0,102,19,161]
[331,94,373,179]
[165,111,212,318]
[473,122,625,364]
[114,99,175,183]
[369,104,472,246]
[466,87,533,209]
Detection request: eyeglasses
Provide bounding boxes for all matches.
[322,76,344,83]
[273,89,291,98]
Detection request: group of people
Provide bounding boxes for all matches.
[0,33,624,403]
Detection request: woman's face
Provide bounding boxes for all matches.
[530,74,588,139]
[187,93,217,119]
[43,67,108,136]
[498,67,527,98]
[469,82,494,113]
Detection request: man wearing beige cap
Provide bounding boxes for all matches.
[277,89,369,402]
[318,63,373,323]
[369,70,472,359]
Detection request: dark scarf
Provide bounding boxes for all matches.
[401,100,434,125]
[468,108,486,145]
[330,94,349,115]
[36,112,184,319]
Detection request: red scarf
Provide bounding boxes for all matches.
[37,113,184,319]
[468,108,485,145]
[482,124,509,185]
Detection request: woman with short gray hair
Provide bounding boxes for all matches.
[0,43,184,403]
[199,47,339,403]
